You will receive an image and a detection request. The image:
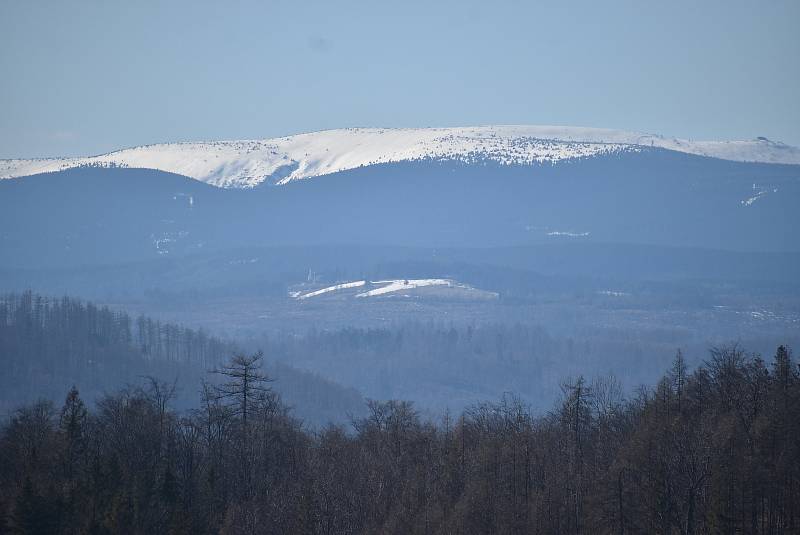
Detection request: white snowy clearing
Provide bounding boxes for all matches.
[3,126,798,188]
[740,183,779,207]
[356,279,458,298]
[292,278,489,300]
[547,231,591,237]
[296,280,366,300]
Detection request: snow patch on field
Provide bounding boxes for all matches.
[598,290,630,297]
[292,278,493,300]
[296,280,366,300]
[547,230,591,237]
[741,183,778,206]
[356,279,455,298]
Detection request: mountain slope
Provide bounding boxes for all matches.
[1,149,798,271]
[2,125,799,188]
[0,292,365,424]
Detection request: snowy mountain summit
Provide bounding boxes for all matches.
[2,126,799,188]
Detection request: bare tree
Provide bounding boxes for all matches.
[211,351,273,432]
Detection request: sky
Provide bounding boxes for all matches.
[1,0,798,158]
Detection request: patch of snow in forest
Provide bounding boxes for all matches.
[741,183,778,206]
[296,280,366,300]
[547,231,590,237]
[598,290,630,297]
[356,279,457,298]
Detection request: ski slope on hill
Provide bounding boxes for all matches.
[2,126,799,188]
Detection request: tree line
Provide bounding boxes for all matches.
[0,292,365,425]
[246,320,692,413]
[0,291,232,415]
[0,290,231,370]
[1,345,797,534]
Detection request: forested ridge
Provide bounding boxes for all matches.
[0,291,232,405]
[0,344,798,534]
[247,322,692,412]
[0,292,365,425]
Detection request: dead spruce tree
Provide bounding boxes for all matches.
[207,351,274,501]
[211,351,272,433]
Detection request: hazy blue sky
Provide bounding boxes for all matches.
[1,0,798,158]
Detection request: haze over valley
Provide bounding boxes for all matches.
[2,2,799,532]
[2,126,798,414]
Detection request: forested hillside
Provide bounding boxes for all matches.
[0,345,797,533]
[247,323,684,411]
[3,155,799,272]
[0,292,364,425]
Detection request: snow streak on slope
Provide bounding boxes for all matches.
[291,278,487,300]
[296,280,366,300]
[356,279,456,298]
[2,126,799,188]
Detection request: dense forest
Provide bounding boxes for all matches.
[246,321,709,413]
[0,292,364,425]
[0,291,232,399]
[0,344,797,534]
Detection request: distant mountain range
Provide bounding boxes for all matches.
[2,125,800,188]
[1,126,798,272]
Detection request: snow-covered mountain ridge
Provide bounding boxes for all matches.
[2,126,798,188]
